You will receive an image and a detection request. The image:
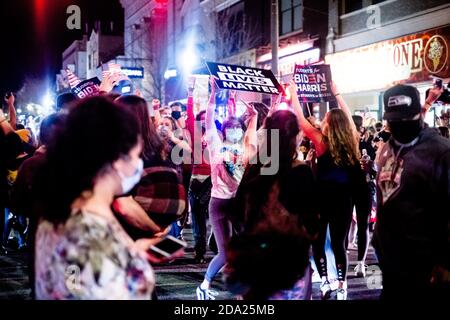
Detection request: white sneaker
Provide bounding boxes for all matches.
[312,271,322,283]
[320,280,332,300]
[196,286,219,300]
[354,262,367,277]
[337,288,347,300]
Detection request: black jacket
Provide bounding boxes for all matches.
[373,128,450,280]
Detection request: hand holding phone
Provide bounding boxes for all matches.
[135,235,186,265]
[148,235,187,259]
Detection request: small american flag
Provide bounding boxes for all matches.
[108,62,122,74]
[66,69,81,88]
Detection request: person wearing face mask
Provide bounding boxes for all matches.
[373,84,450,300]
[156,116,191,240]
[185,77,213,264]
[32,97,173,300]
[114,96,188,247]
[196,77,258,300]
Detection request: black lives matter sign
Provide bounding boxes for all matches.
[294,64,333,103]
[71,77,101,99]
[206,62,283,95]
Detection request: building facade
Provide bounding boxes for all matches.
[120,0,168,102]
[56,36,88,93]
[86,29,124,79]
[326,0,450,123]
[165,0,329,108]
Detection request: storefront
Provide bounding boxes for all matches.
[325,25,450,126]
[257,40,321,84]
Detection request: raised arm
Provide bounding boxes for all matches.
[242,101,258,165]
[330,81,352,119]
[186,77,196,140]
[152,99,162,125]
[330,81,359,142]
[268,93,282,117]
[288,80,325,155]
[6,94,17,130]
[424,85,444,113]
[205,77,220,146]
[227,90,237,117]
[0,109,14,135]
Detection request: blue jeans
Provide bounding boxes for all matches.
[169,221,182,239]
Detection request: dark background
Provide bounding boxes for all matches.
[0,0,124,98]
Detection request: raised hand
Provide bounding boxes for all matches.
[426,86,444,105]
[242,101,258,117]
[99,73,119,93]
[5,92,15,105]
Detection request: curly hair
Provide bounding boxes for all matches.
[324,109,360,167]
[34,96,141,225]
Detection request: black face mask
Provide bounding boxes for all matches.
[171,111,181,120]
[388,119,422,144]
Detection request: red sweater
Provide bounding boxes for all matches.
[186,94,211,176]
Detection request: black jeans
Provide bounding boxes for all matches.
[353,180,374,261]
[189,177,212,257]
[313,183,353,282]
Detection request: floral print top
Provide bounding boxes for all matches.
[35,210,155,300]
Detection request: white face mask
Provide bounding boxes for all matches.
[117,158,144,194]
[225,128,243,143]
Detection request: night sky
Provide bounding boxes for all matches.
[0,0,124,97]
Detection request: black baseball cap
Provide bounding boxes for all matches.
[383,84,421,121]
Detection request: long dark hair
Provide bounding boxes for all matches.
[116,95,165,162]
[34,97,140,225]
[239,110,300,229]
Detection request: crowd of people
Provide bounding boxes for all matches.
[0,72,449,300]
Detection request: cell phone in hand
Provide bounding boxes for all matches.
[148,235,187,258]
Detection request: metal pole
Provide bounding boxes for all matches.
[271,0,279,78]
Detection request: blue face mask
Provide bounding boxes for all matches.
[225,128,243,143]
[117,158,144,194]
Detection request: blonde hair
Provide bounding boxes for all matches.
[324,109,360,167]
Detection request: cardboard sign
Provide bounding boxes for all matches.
[71,77,101,99]
[206,62,283,95]
[293,64,333,103]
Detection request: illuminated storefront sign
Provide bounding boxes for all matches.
[325,26,450,94]
[257,46,321,81]
[122,67,145,78]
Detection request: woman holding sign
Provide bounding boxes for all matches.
[196,77,258,300]
[288,81,367,300]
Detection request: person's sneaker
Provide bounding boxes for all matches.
[337,288,347,300]
[196,286,218,300]
[354,262,367,277]
[320,280,332,300]
[312,271,322,283]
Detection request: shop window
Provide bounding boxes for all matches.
[280,0,303,35]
